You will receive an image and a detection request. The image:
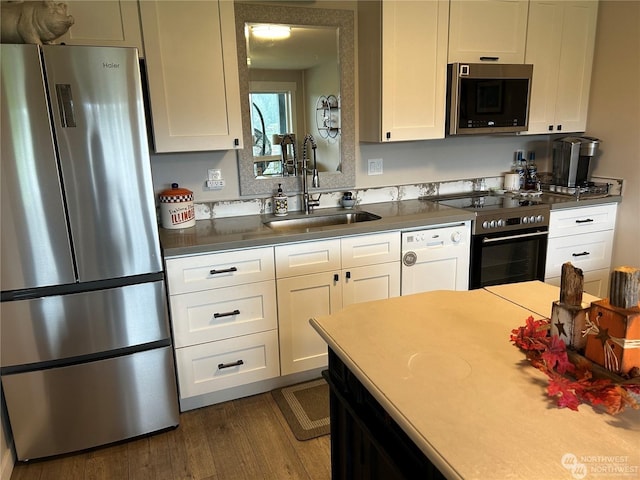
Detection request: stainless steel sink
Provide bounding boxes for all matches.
[264,211,381,232]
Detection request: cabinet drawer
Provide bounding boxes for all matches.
[275,239,341,278]
[548,204,617,238]
[341,232,400,268]
[166,247,274,294]
[545,230,614,278]
[175,330,279,399]
[170,281,277,347]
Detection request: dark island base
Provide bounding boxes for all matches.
[323,349,447,480]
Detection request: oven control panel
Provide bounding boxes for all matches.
[474,207,549,234]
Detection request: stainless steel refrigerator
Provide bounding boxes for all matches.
[1,44,179,461]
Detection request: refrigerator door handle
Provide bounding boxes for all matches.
[55,84,76,127]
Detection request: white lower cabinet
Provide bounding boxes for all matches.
[166,247,279,407]
[174,330,279,399]
[545,204,617,297]
[277,271,343,376]
[276,232,401,375]
[165,231,403,406]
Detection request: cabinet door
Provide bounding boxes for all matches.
[380,0,449,141]
[448,0,529,64]
[140,0,243,152]
[57,1,144,53]
[359,0,449,142]
[277,272,342,375]
[342,263,401,308]
[525,1,598,134]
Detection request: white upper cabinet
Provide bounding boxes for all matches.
[524,1,598,134]
[448,0,529,64]
[358,0,449,142]
[57,1,144,54]
[139,0,243,152]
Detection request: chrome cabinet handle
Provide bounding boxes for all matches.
[213,309,240,319]
[572,251,590,257]
[209,266,238,275]
[575,218,594,224]
[218,360,244,370]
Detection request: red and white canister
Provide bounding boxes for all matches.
[159,183,195,229]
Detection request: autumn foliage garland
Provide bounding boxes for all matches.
[510,316,640,415]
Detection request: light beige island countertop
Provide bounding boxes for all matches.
[310,282,640,479]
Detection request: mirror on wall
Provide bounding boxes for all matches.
[235,2,355,196]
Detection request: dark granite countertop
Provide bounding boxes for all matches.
[159,195,621,258]
[160,199,475,258]
[541,192,622,209]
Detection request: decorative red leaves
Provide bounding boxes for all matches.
[511,316,639,415]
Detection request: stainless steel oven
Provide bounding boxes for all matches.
[436,194,550,289]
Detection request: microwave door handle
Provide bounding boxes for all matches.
[482,231,548,244]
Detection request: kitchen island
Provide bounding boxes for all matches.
[310,282,639,479]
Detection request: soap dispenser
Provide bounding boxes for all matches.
[273,183,288,216]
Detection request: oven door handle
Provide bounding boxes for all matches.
[481,230,548,244]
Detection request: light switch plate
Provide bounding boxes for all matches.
[368,158,383,175]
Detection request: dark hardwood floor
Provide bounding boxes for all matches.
[10,392,331,480]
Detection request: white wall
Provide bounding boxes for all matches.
[356,135,552,188]
[586,0,640,268]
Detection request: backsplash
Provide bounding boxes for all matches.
[193,176,505,220]
[191,175,623,220]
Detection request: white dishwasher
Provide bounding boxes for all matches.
[401,222,471,295]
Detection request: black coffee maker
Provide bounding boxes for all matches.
[552,136,600,188]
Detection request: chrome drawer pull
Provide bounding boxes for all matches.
[572,251,590,257]
[575,218,594,224]
[209,266,238,275]
[218,360,244,370]
[213,309,240,319]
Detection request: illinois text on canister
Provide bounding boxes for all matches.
[159,183,195,229]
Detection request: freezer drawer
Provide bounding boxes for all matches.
[1,280,170,368]
[2,346,179,461]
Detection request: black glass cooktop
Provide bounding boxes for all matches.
[437,195,544,211]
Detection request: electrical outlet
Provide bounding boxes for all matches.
[206,179,225,189]
[368,158,383,175]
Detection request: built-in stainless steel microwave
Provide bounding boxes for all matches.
[446,63,533,136]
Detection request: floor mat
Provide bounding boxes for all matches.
[271,378,330,441]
